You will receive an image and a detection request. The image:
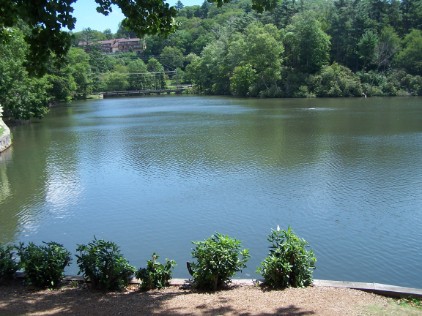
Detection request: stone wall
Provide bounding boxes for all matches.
[0,119,12,153]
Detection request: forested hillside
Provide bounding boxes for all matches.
[148,0,422,97]
[1,0,421,120]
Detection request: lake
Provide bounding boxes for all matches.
[0,96,421,288]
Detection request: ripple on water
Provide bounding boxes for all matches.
[3,96,422,287]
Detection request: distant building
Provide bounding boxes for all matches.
[79,38,146,54]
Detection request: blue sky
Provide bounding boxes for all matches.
[71,0,203,33]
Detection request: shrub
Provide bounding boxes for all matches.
[135,253,176,291]
[17,242,72,288]
[0,244,19,283]
[230,64,256,97]
[310,63,363,97]
[188,233,250,291]
[257,226,316,289]
[76,238,136,291]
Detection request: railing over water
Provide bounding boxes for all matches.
[97,70,192,98]
[101,85,192,98]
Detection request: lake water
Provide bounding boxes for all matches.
[1,96,421,288]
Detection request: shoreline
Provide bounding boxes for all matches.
[12,272,422,299]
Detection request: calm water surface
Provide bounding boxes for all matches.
[1,96,421,287]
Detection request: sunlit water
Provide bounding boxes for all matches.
[1,96,421,287]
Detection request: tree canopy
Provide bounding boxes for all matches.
[0,0,176,74]
[0,0,279,75]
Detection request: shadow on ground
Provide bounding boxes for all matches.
[0,281,316,315]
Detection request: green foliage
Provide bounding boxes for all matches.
[135,253,176,291]
[0,28,51,120]
[0,0,181,73]
[0,0,75,74]
[66,48,93,98]
[72,28,107,46]
[127,59,150,90]
[188,21,283,96]
[374,26,400,70]
[328,0,361,70]
[385,70,422,96]
[230,64,257,96]
[357,70,422,96]
[17,242,71,289]
[46,72,77,102]
[243,23,283,93]
[358,30,378,69]
[188,233,250,291]
[396,29,422,75]
[397,297,422,309]
[0,244,19,283]
[108,0,178,36]
[160,46,185,70]
[76,238,136,291]
[257,226,316,289]
[147,58,167,89]
[401,0,422,34]
[284,13,331,73]
[2,0,422,108]
[310,63,363,97]
[102,72,130,91]
[400,74,422,96]
[358,71,387,96]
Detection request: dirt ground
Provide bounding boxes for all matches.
[0,280,421,316]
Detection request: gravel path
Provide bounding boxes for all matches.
[1,281,421,315]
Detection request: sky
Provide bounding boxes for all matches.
[71,0,203,33]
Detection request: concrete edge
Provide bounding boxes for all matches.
[57,275,422,299]
[313,279,422,299]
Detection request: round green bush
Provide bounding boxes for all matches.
[18,242,72,288]
[76,238,135,291]
[257,226,316,289]
[135,253,176,291]
[188,233,250,291]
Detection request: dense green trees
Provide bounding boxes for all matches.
[0,0,180,74]
[284,13,330,74]
[185,21,283,96]
[160,46,184,70]
[0,0,194,120]
[0,28,50,120]
[310,63,363,97]
[396,29,422,75]
[1,0,421,121]
[127,59,150,90]
[177,0,422,97]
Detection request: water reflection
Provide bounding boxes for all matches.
[1,96,422,287]
[0,148,12,204]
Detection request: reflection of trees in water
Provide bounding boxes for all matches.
[119,105,323,177]
[117,98,420,180]
[0,148,15,243]
[0,148,12,204]
[0,113,80,244]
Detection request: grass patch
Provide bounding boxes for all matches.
[397,297,422,309]
[366,299,422,316]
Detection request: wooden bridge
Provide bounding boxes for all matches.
[101,85,192,98]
